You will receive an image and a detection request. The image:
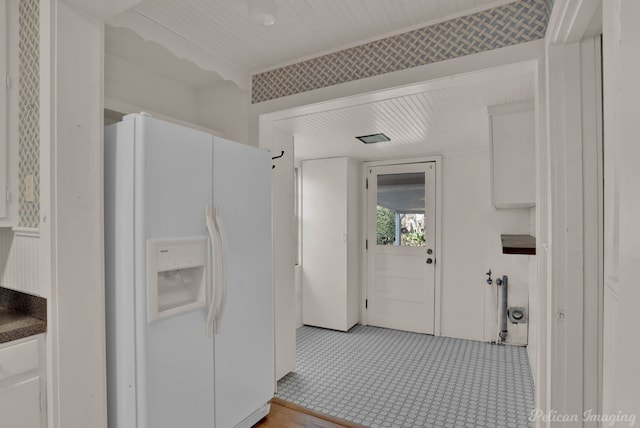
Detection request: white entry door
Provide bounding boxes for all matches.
[366,162,436,334]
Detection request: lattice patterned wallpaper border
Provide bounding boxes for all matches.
[18,0,40,228]
[252,0,548,104]
[545,0,555,12]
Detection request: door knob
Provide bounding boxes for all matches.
[426,258,433,264]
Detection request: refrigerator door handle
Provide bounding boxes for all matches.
[205,204,218,336]
[212,207,228,332]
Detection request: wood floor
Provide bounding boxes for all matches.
[255,398,367,428]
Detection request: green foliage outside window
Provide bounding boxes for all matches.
[376,206,396,245]
[377,206,426,246]
[402,230,425,246]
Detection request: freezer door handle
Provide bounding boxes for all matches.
[205,204,228,335]
[205,205,217,336]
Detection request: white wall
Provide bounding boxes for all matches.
[440,150,531,342]
[272,128,296,381]
[196,81,249,145]
[346,157,361,329]
[104,53,251,145]
[532,58,548,419]
[104,53,198,124]
[602,0,640,421]
[527,205,538,377]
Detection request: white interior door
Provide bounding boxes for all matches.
[366,162,436,334]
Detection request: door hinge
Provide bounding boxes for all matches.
[365,178,368,189]
[365,239,368,250]
[5,190,10,203]
[40,394,44,410]
[5,74,11,89]
[365,299,368,309]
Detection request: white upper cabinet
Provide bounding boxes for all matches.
[488,101,535,209]
[0,0,19,227]
[0,2,8,220]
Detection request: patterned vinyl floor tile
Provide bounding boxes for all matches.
[276,325,534,428]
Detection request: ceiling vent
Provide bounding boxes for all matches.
[356,133,391,144]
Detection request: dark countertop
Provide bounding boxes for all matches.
[0,306,47,344]
[0,287,47,344]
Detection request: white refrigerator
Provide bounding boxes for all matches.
[104,113,273,428]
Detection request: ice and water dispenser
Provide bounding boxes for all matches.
[146,237,208,322]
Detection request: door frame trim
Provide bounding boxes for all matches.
[542,1,604,424]
[360,156,442,336]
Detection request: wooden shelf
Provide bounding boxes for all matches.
[501,234,536,255]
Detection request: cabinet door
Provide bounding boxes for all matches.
[0,376,42,428]
[489,102,535,208]
[0,1,8,218]
[0,0,19,225]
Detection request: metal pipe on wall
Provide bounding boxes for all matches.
[498,275,509,341]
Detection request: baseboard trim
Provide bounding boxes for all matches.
[271,397,368,428]
[235,402,270,428]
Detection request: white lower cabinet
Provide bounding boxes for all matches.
[0,335,46,428]
[0,377,41,428]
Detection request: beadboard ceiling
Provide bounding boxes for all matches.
[274,67,535,161]
[110,0,513,76]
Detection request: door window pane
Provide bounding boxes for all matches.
[376,173,426,246]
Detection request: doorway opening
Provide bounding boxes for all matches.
[264,60,542,426]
